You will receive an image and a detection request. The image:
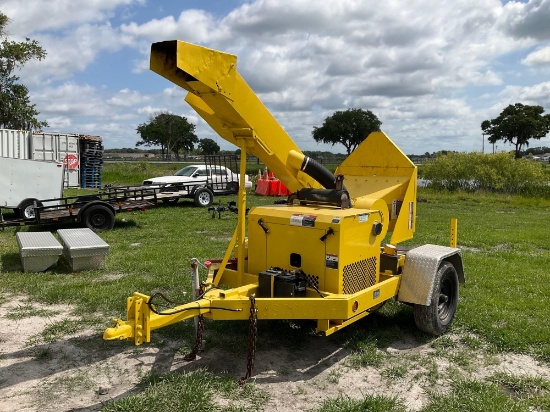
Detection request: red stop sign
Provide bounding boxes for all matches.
[63,154,79,170]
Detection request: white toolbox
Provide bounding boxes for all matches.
[57,228,109,271]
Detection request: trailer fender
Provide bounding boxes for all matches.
[190,184,210,195]
[397,244,465,306]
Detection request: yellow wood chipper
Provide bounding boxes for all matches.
[104,41,465,377]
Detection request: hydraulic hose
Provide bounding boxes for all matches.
[300,156,336,189]
[287,150,336,189]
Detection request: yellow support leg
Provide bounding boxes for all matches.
[450,218,458,248]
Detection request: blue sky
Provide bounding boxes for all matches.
[2,0,550,155]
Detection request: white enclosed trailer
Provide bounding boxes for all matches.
[0,156,64,218]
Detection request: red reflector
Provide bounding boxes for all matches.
[204,260,212,268]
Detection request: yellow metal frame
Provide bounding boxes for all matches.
[104,272,402,342]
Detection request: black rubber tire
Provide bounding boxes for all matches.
[18,199,41,219]
[226,181,239,193]
[194,187,214,207]
[82,204,115,232]
[413,261,459,336]
[162,198,179,205]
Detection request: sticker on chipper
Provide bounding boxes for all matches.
[290,214,317,227]
[391,200,403,221]
[325,253,339,269]
[358,213,368,222]
[331,217,341,224]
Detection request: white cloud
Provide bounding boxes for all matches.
[522,46,550,66]
[501,0,550,41]
[108,88,148,107]
[120,9,215,43]
[19,23,125,85]
[1,0,140,34]
[46,117,72,130]
[137,106,166,115]
[498,81,550,107]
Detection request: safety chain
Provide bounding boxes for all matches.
[238,294,258,385]
[183,284,205,361]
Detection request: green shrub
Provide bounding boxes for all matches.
[421,152,549,197]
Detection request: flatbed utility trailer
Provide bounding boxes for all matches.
[0,187,155,232]
[104,41,465,380]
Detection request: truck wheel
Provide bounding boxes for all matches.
[82,204,115,232]
[194,187,213,207]
[413,261,459,336]
[18,199,41,219]
[226,181,239,193]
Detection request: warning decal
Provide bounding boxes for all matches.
[325,254,339,269]
[290,214,317,227]
[391,199,403,221]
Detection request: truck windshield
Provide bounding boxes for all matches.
[174,166,198,177]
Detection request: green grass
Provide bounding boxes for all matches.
[101,369,269,412]
[347,338,386,368]
[313,394,406,412]
[1,167,550,410]
[4,301,60,320]
[422,378,528,412]
[489,373,550,410]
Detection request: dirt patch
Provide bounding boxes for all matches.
[0,295,548,411]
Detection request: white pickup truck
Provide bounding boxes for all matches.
[0,157,64,218]
[142,164,252,207]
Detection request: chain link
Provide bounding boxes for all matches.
[184,284,205,361]
[238,294,258,385]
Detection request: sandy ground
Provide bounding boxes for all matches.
[1,295,548,412]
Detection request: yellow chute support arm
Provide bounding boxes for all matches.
[149,40,322,193]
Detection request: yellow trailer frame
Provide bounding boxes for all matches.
[104,270,402,344]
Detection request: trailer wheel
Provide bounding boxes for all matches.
[226,181,239,193]
[413,261,459,336]
[82,204,115,232]
[17,199,41,219]
[194,187,213,207]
